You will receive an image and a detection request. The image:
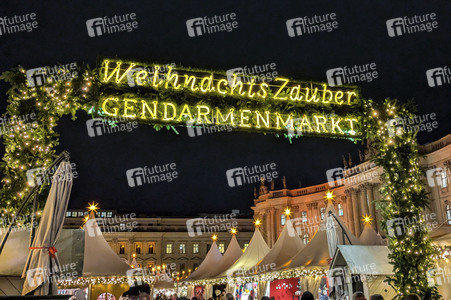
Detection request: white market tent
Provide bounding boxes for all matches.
[359,223,385,246]
[219,227,270,278]
[82,212,131,276]
[199,235,243,279]
[288,202,361,269]
[253,217,305,273]
[187,241,222,281]
[329,245,396,299]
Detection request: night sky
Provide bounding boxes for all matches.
[0,1,449,216]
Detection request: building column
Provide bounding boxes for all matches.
[365,183,377,230]
[359,185,370,219]
[344,190,355,235]
[350,189,361,235]
[269,207,276,247]
[373,184,384,235]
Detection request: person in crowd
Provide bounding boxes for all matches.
[220,291,226,300]
[248,296,253,300]
[261,297,270,300]
[225,293,234,300]
[191,297,198,300]
[352,292,366,300]
[404,295,420,300]
[208,297,214,300]
[370,295,383,300]
[300,291,314,300]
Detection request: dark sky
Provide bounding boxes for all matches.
[0,1,449,216]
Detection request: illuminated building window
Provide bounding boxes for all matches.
[107,211,113,217]
[71,211,77,217]
[303,234,309,245]
[281,214,286,225]
[180,243,186,254]
[135,244,141,254]
[320,207,325,220]
[78,211,84,217]
[119,245,125,254]
[446,204,451,225]
[442,171,448,188]
[244,243,249,250]
[66,211,71,217]
[166,244,173,254]
[148,243,154,254]
[338,204,344,216]
[120,223,125,231]
[193,243,199,254]
[219,243,225,253]
[302,211,307,223]
[100,212,106,218]
[147,263,154,269]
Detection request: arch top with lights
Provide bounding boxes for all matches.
[0,57,440,297]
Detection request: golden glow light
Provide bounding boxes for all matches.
[362,215,373,225]
[87,201,99,212]
[230,227,238,235]
[284,207,292,217]
[254,218,262,227]
[211,234,218,241]
[324,190,336,202]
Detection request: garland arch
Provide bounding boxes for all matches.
[0,57,441,298]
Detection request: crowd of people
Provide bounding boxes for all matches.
[119,282,424,300]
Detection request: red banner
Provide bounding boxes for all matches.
[270,278,299,300]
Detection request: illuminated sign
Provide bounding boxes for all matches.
[97,59,364,138]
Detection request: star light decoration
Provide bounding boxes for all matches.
[283,207,292,218]
[230,227,238,235]
[211,234,218,241]
[362,215,373,225]
[324,190,336,203]
[87,201,99,213]
[254,218,262,227]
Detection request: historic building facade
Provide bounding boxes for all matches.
[63,214,254,273]
[252,134,451,246]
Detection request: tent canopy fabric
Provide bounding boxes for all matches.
[82,212,130,276]
[22,161,73,295]
[219,228,270,278]
[198,235,242,280]
[288,202,360,269]
[332,245,394,276]
[359,223,384,245]
[253,218,305,272]
[187,241,222,280]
